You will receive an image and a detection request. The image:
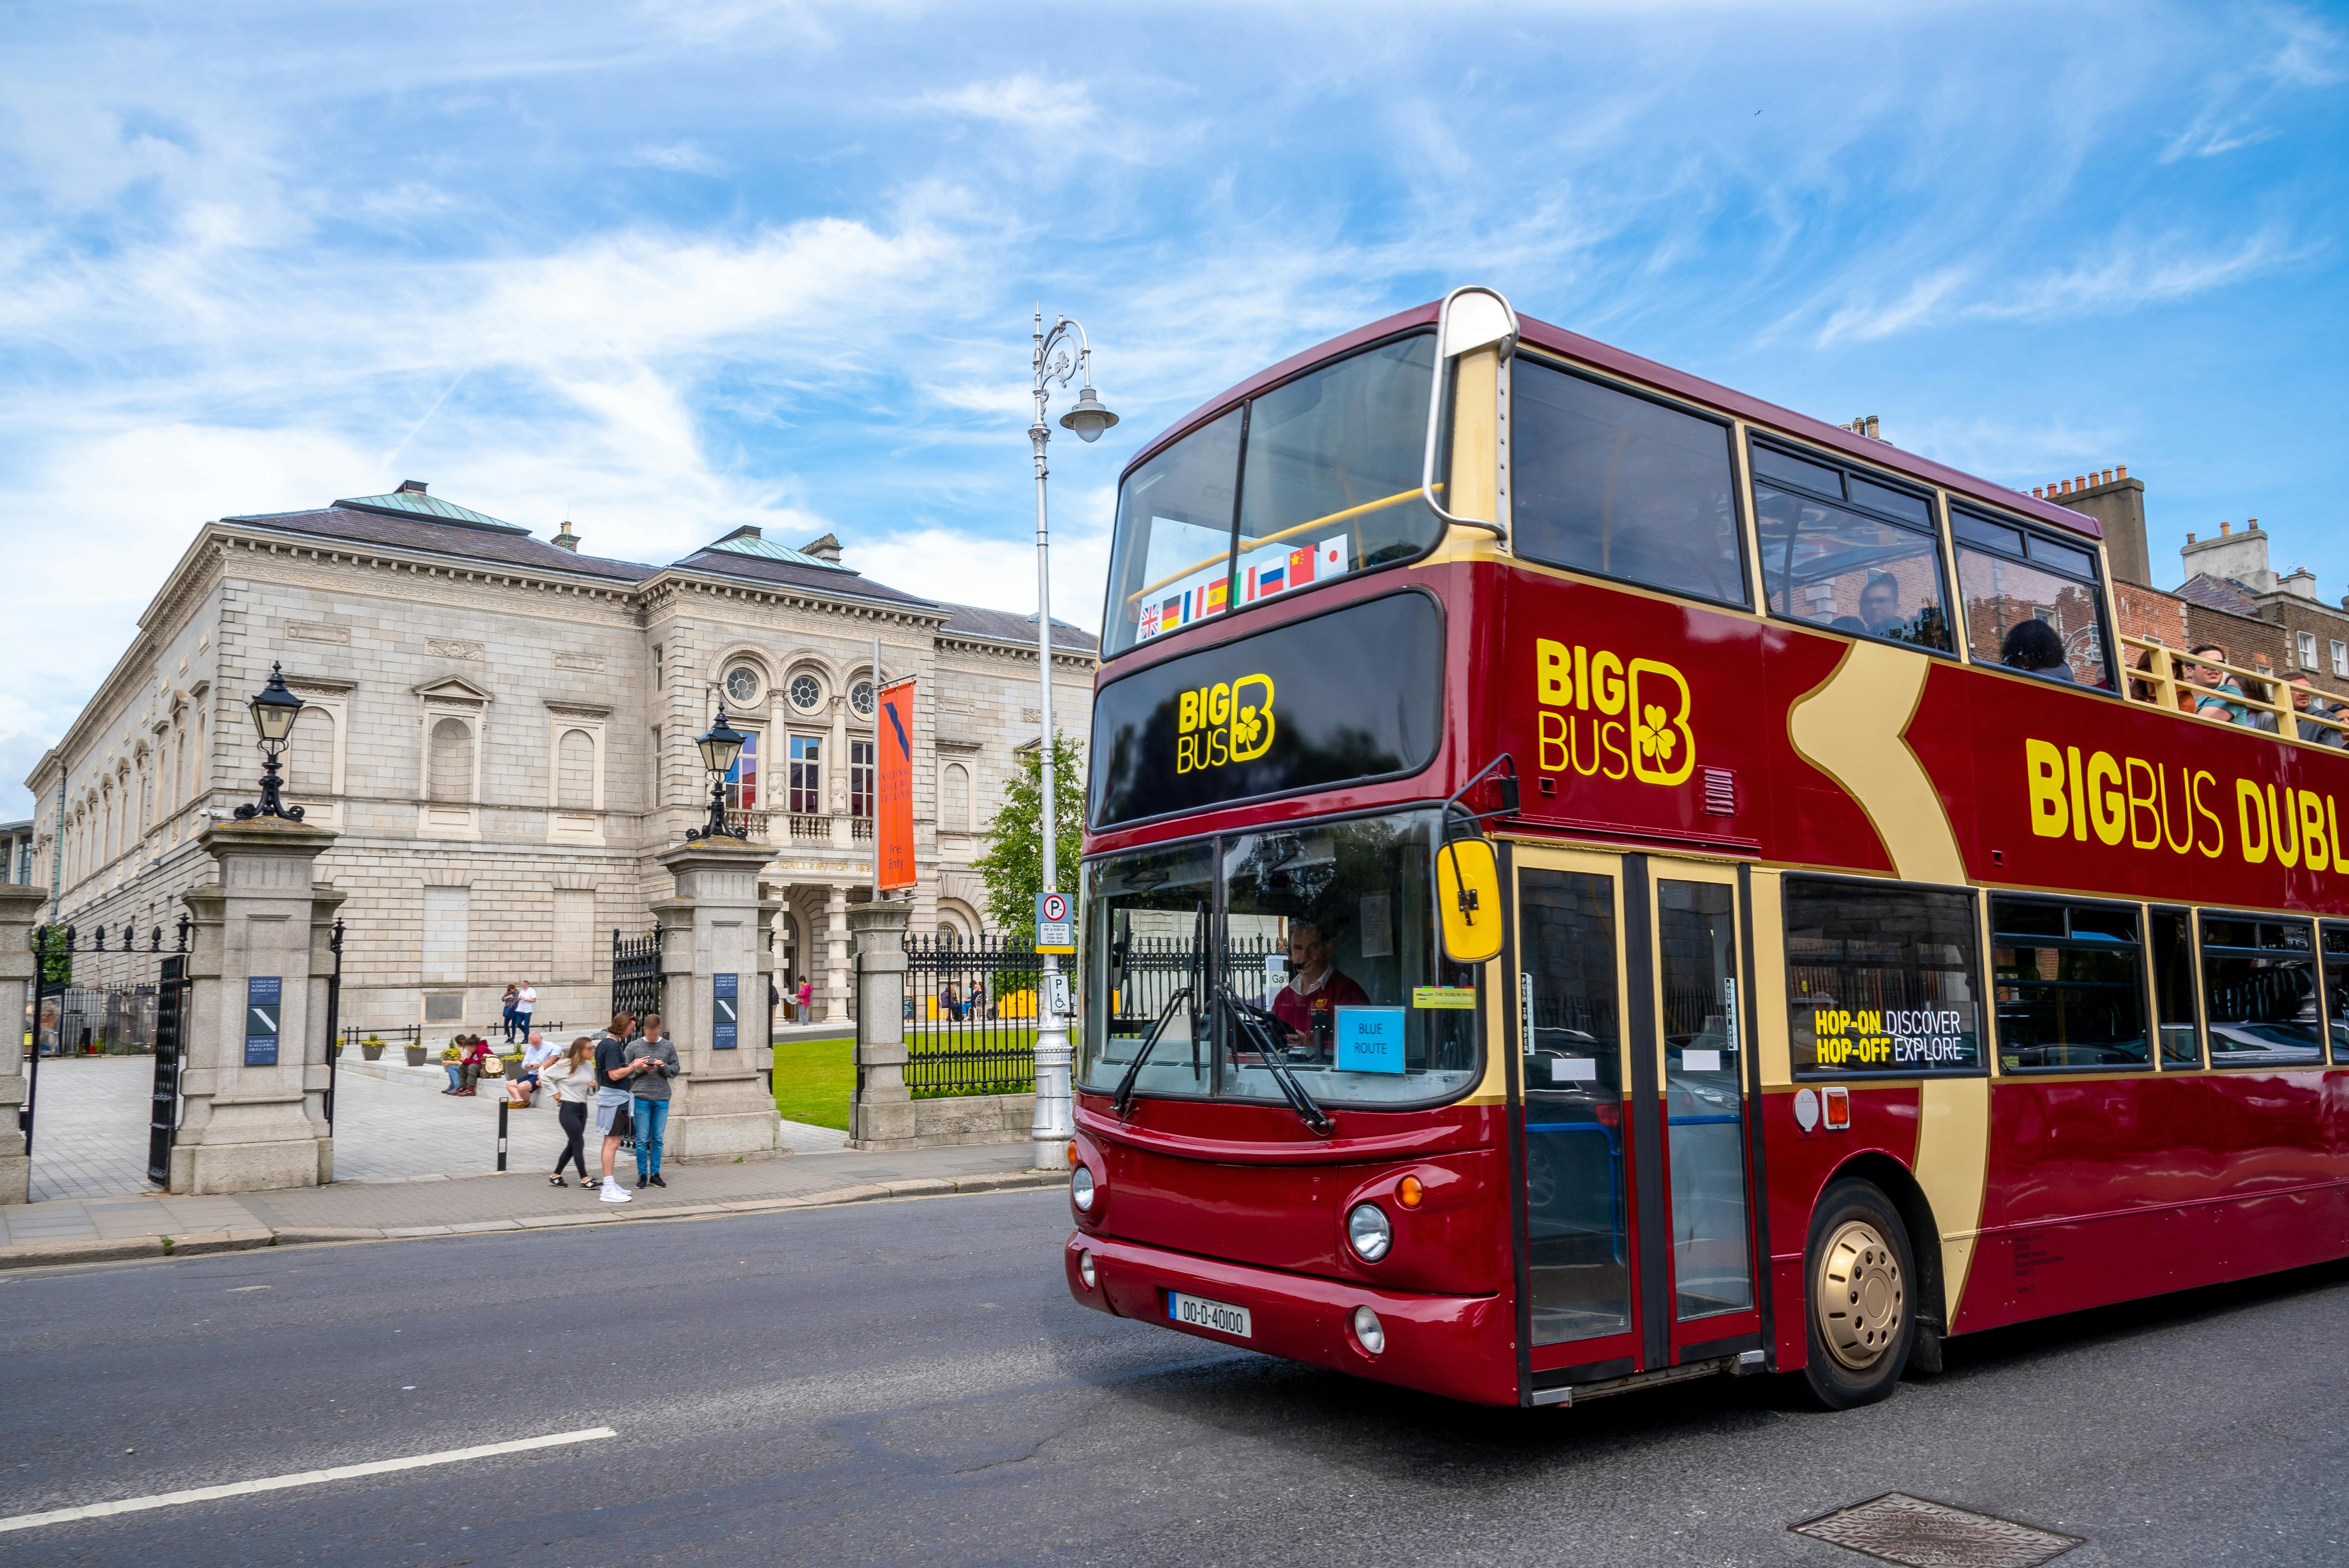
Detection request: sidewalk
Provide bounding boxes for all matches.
[0,1139,1061,1269]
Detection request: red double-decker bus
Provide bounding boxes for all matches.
[1060,287,2349,1410]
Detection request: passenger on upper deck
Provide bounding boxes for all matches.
[2288,675,2346,747]
[2184,644,2257,726]
[1272,918,1369,1056]
[1998,618,2075,683]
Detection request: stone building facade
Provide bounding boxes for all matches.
[22,483,1096,1034]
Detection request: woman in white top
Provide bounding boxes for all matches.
[543,1037,598,1188]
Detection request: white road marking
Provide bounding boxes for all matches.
[0,1426,617,1534]
[226,1286,270,1293]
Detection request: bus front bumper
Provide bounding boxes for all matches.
[1064,1231,1518,1406]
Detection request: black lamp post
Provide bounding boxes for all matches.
[233,662,306,822]
[685,704,747,841]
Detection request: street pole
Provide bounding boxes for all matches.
[1025,306,1117,1172]
[871,630,882,903]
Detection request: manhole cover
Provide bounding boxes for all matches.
[1791,1492,2082,1568]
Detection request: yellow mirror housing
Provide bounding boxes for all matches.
[1436,838,1503,965]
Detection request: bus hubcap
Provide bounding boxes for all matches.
[1816,1220,1903,1371]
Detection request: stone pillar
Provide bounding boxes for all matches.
[655,836,782,1164]
[171,820,344,1195]
[848,898,913,1150]
[0,883,46,1204]
[823,884,851,1021]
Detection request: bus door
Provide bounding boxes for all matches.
[1511,848,1762,1390]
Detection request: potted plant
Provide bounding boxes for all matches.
[404,1039,431,1068]
[360,1035,386,1062]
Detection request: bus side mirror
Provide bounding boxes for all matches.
[1435,838,1503,966]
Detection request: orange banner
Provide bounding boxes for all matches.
[877,676,917,890]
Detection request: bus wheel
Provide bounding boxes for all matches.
[1801,1179,1914,1410]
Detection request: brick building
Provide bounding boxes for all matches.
[21,483,1096,1032]
[2030,467,2349,709]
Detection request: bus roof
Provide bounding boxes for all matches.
[1122,299,2102,542]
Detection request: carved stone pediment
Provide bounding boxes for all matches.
[415,675,494,708]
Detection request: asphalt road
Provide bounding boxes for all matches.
[3,1190,2344,1567]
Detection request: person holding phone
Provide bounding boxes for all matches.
[625,1013,682,1188]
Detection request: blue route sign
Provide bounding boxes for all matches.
[245,975,282,1067]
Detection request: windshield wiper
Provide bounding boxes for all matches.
[1218,986,1332,1135]
[1112,986,1196,1120]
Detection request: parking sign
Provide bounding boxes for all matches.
[1034,890,1075,954]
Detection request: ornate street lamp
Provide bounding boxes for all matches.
[233,662,306,822]
[686,703,748,841]
[1028,308,1119,1171]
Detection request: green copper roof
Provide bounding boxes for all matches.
[705,529,850,571]
[334,484,525,534]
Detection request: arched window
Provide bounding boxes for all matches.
[942,763,971,833]
[428,717,473,802]
[289,707,335,796]
[557,728,596,810]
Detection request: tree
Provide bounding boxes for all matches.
[972,731,1086,937]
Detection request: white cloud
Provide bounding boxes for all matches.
[919,74,1098,136]
[628,140,724,174]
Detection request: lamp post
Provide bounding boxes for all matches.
[233,662,307,822]
[1029,308,1118,1171]
[686,704,748,842]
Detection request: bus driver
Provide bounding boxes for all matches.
[1272,918,1369,1055]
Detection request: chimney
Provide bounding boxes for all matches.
[2282,566,2318,600]
[2181,514,2276,592]
[1864,415,1880,440]
[2187,531,2197,544]
[552,522,579,552]
[2051,461,2150,587]
[800,532,844,564]
[396,479,428,494]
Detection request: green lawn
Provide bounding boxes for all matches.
[771,1032,855,1129]
[770,1027,1038,1128]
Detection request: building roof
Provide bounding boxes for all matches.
[332,481,525,533]
[705,526,850,573]
[937,602,1098,652]
[224,505,658,583]
[2175,573,2268,618]
[670,546,938,608]
[224,485,1101,652]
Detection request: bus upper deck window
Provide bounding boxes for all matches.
[1512,360,1748,609]
[1952,505,2114,691]
[1752,438,1952,654]
[1103,408,1244,657]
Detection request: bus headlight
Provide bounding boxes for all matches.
[1352,1305,1385,1355]
[1078,1249,1097,1289]
[1346,1202,1392,1261]
[1071,1164,1096,1213]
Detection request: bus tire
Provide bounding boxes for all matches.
[1800,1178,1914,1410]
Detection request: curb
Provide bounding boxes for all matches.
[0,1169,1067,1273]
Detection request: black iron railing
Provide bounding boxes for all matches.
[613,927,663,1024]
[899,934,1043,1096]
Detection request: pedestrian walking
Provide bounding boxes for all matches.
[544,1037,598,1187]
[796,976,812,1022]
[592,1012,651,1203]
[508,1030,557,1105]
[514,979,537,1041]
[626,1013,682,1188]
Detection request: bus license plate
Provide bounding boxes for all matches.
[1168,1291,1252,1339]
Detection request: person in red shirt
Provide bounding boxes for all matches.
[1271,919,1368,1056]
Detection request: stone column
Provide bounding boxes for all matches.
[171,819,344,1195]
[0,883,46,1204]
[848,898,913,1150]
[655,836,782,1164]
[823,884,851,1021]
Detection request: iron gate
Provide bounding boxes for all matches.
[25,918,191,1186]
[612,927,662,1023]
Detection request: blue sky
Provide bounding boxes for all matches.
[2,1,2343,822]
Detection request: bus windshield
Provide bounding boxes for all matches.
[1079,808,1482,1109]
[1102,334,1440,658]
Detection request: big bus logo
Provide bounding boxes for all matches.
[1175,674,1277,774]
[1533,639,1695,787]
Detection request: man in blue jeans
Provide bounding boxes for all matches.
[624,1013,682,1188]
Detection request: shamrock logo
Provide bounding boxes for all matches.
[1634,703,1677,763]
[1232,703,1265,751]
